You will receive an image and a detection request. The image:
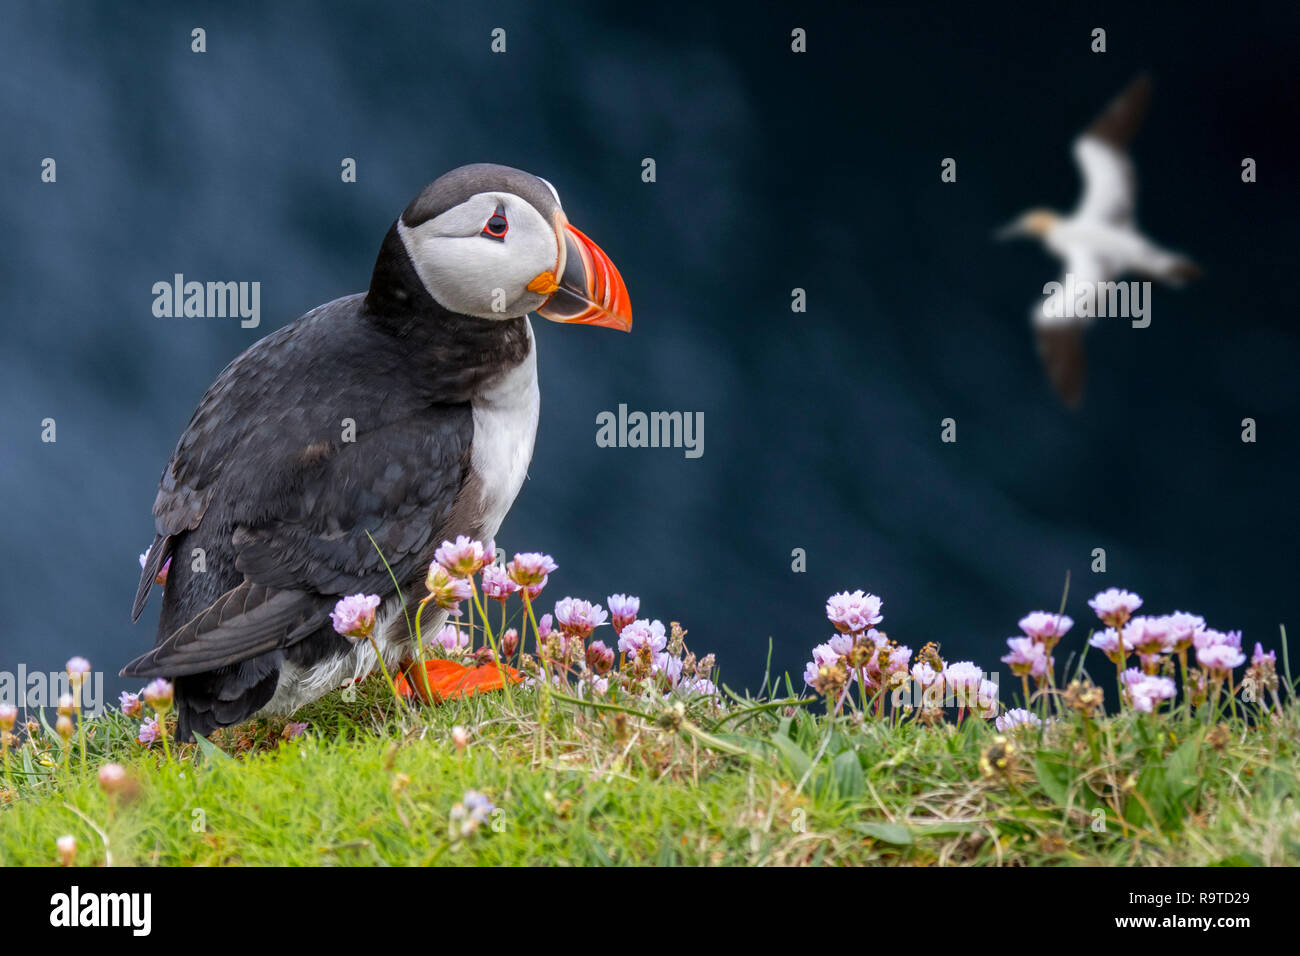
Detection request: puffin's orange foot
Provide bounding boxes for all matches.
[395,659,524,703]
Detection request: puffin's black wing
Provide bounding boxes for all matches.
[123,411,472,677]
[124,297,475,678]
[120,583,325,675]
[230,413,472,596]
[130,318,304,623]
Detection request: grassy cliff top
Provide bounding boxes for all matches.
[2,670,1297,866]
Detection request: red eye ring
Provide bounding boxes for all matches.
[481,203,508,240]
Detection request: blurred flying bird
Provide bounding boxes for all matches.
[997,75,1200,405]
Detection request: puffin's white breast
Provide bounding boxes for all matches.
[470,318,540,541]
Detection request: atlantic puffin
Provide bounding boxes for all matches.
[122,163,632,739]
[996,75,1199,405]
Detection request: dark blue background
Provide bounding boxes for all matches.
[2,1,1297,704]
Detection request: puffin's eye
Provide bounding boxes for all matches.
[481,203,508,241]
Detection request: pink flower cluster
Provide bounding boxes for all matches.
[327,536,724,702]
[1082,589,1254,687]
[1121,669,1177,713]
[803,589,1002,721]
[1001,611,1071,681]
[114,677,174,745]
[604,611,716,698]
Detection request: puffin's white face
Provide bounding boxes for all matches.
[398,189,564,320]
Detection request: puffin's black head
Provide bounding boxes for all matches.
[367,163,631,331]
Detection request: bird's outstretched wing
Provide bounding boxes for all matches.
[1034,324,1087,408]
[1072,74,1151,226]
[1031,248,1110,406]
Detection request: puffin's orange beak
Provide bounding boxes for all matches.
[533,216,632,332]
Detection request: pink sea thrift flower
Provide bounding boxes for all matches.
[1126,616,1171,656]
[1127,674,1177,713]
[911,662,943,706]
[1018,611,1073,647]
[1088,588,1143,628]
[434,536,493,577]
[554,597,608,639]
[993,712,1045,733]
[1137,653,1163,673]
[1088,627,1129,664]
[586,640,615,675]
[1165,611,1205,652]
[65,656,90,678]
[137,716,160,745]
[433,624,469,657]
[426,565,473,613]
[97,762,128,795]
[1193,629,1242,658]
[506,552,557,590]
[481,564,519,602]
[911,661,941,688]
[828,633,854,657]
[607,594,640,634]
[974,679,1001,719]
[943,661,983,695]
[330,594,381,639]
[826,590,884,634]
[618,618,667,656]
[803,641,844,685]
[1001,637,1049,678]
[1252,643,1277,667]
[887,645,912,674]
[686,676,717,697]
[56,835,76,866]
[653,653,683,687]
[1197,643,1246,676]
[501,628,519,658]
[142,678,173,713]
[681,676,718,697]
[119,692,142,719]
[282,722,308,740]
[995,708,1042,732]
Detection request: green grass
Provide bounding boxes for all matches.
[3,671,1298,866]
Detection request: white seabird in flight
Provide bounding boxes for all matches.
[997,75,1200,405]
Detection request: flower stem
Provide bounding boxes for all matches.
[366,634,407,714]
[157,715,171,762]
[73,682,87,776]
[470,580,513,710]
[410,596,437,704]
